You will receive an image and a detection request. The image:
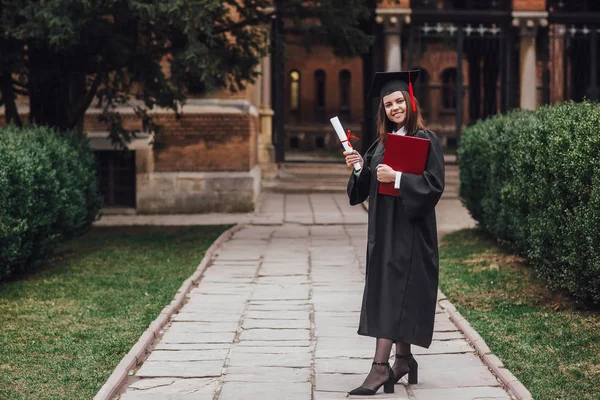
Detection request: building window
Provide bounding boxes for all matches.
[289,70,300,115]
[441,68,457,110]
[339,69,351,120]
[315,69,326,121]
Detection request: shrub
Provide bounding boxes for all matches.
[0,125,102,279]
[458,102,600,306]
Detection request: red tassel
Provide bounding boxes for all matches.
[408,71,417,112]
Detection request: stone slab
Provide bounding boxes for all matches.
[184,293,248,302]
[153,343,230,351]
[314,315,359,327]
[135,361,223,378]
[412,339,474,355]
[218,382,312,400]
[242,318,311,329]
[172,313,241,322]
[312,303,363,312]
[412,386,511,400]
[408,366,501,389]
[120,378,218,400]
[258,266,310,276]
[199,277,254,284]
[232,345,313,354]
[314,326,362,338]
[181,302,246,313]
[244,310,309,320]
[223,367,311,383]
[158,331,236,344]
[227,352,312,368]
[254,276,310,284]
[166,322,239,334]
[434,320,460,332]
[235,340,312,347]
[314,338,374,359]
[414,353,485,370]
[238,328,310,341]
[249,300,310,307]
[432,331,465,341]
[251,285,310,300]
[314,358,373,374]
[144,350,229,362]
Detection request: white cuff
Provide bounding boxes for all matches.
[354,168,362,176]
[394,171,402,189]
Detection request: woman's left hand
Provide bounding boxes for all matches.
[376,164,396,183]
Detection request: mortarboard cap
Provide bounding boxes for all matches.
[367,70,420,111]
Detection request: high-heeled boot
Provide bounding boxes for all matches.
[347,361,395,396]
[392,354,418,384]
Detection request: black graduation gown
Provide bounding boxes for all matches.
[347,129,445,348]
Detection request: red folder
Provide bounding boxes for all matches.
[378,134,431,196]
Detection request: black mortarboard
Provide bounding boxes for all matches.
[367,70,420,111]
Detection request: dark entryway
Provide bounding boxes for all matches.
[541,2,600,104]
[407,1,515,145]
[94,150,136,208]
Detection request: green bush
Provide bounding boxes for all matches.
[0,125,102,279]
[459,102,600,306]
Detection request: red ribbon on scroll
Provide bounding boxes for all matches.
[341,130,360,148]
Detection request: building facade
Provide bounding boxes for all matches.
[2,0,597,214]
[279,0,600,154]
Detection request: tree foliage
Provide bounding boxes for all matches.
[0,0,374,144]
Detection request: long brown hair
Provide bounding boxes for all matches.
[377,90,426,144]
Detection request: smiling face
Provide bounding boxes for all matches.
[382,90,407,128]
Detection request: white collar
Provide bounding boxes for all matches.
[392,126,406,136]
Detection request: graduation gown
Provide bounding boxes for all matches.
[347,129,445,348]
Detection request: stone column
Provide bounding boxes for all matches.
[258,51,277,179]
[376,10,411,72]
[512,12,548,110]
[384,16,402,72]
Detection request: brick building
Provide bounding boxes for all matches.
[2,0,597,214]
[281,0,600,153]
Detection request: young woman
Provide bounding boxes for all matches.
[343,70,445,396]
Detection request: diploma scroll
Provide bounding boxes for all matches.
[330,116,361,171]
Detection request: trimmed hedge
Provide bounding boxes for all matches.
[459,102,600,306]
[0,125,102,279]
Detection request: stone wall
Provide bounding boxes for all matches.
[136,167,261,214]
[89,99,261,214]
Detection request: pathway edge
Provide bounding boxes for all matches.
[438,290,533,400]
[93,224,244,400]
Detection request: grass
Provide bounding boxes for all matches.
[0,225,230,400]
[439,229,600,400]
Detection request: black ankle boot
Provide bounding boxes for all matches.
[392,354,418,384]
[347,361,395,396]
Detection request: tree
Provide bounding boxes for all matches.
[0,0,374,144]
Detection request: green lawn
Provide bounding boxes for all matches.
[439,229,600,400]
[0,225,230,400]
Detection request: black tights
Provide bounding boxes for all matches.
[359,339,413,390]
[392,341,412,379]
[358,338,393,390]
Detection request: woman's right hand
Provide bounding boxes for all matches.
[344,149,364,170]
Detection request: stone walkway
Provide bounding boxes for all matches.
[110,192,516,400]
[95,193,466,229]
